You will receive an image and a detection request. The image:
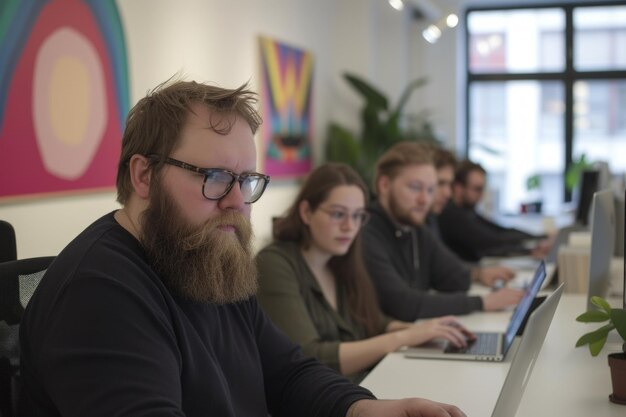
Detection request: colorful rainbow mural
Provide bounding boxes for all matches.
[0,0,129,200]
[259,36,313,178]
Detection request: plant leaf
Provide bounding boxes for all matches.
[325,123,359,167]
[576,310,610,323]
[590,296,612,314]
[565,153,593,192]
[611,308,626,342]
[576,327,609,347]
[393,77,428,115]
[589,336,608,356]
[344,73,388,112]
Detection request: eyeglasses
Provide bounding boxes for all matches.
[150,155,270,203]
[317,207,371,227]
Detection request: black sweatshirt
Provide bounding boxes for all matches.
[20,212,374,417]
[439,201,541,262]
[361,203,483,321]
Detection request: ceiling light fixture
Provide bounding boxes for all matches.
[446,13,459,28]
[388,0,404,11]
[421,13,459,43]
[422,24,442,44]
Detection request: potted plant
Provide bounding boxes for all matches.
[575,296,626,404]
[325,72,438,192]
[522,173,542,213]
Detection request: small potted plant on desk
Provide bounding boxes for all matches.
[576,296,626,404]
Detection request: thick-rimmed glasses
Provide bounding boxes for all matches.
[150,155,270,203]
[317,207,370,227]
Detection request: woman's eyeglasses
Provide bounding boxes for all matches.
[317,207,370,227]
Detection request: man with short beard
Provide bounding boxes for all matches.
[439,159,551,263]
[361,142,524,322]
[19,80,466,417]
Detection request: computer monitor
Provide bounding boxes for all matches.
[615,193,625,258]
[594,160,612,191]
[575,169,600,226]
[587,189,615,310]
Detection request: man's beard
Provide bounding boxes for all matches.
[140,186,258,304]
[460,195,476,210]
[388,192,425,227]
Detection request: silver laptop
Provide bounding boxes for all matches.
[404,261,548,362]
[491,283,564,417]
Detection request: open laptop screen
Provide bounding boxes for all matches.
[502,262,547,355]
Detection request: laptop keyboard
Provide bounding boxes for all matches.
[444,332,499,356]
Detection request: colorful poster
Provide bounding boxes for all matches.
[0,0,130,200]
[259,36,313,178]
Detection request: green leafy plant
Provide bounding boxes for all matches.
[526,174,541,191]
[575,296,626,356]
[325,73,438,191]
[565,153,593,193]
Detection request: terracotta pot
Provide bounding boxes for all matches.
[608,352,626,405]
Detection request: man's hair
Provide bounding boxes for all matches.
[374,141,435,194]
[273,163,383,336]
[433,146,458,170]
[116,78,262,204]
[454,159,486,186]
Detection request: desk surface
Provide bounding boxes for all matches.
[361,293,625,417]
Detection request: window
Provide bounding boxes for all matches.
[466,2,626,215]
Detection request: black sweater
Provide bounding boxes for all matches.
[439,201,541,262]
[361,203,483,321]
[20,212,374,417]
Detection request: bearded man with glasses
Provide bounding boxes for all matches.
[19,79,465,417]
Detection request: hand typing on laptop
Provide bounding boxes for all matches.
[474,265,515,287]
[403,261,551,363]
[401,316,476,349]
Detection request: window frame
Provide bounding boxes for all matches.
[464,1,626,204]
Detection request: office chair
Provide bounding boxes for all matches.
[0,221,17,264]
[0,256,55,417]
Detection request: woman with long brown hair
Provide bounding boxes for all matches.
[256,163,473,381]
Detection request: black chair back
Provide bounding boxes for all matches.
[0,256,55,417]
[0,222,16,264]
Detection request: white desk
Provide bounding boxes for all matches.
[361,294,625,416]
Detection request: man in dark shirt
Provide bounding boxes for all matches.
[19,79,465,417]
[438,159,550,262]
[361,142,523,322]
[427,146,514,286]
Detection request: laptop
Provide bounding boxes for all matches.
[403,261,548,362]
[491,283,564,417]
[509,262,556,290]
[506,223,585,289]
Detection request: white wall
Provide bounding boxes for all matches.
[0,0,421,258]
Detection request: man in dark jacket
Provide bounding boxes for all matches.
[438,159,550,262]
[427,146,514,285]
[362,142,523,321]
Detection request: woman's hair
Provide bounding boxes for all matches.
[274,162,384,336]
